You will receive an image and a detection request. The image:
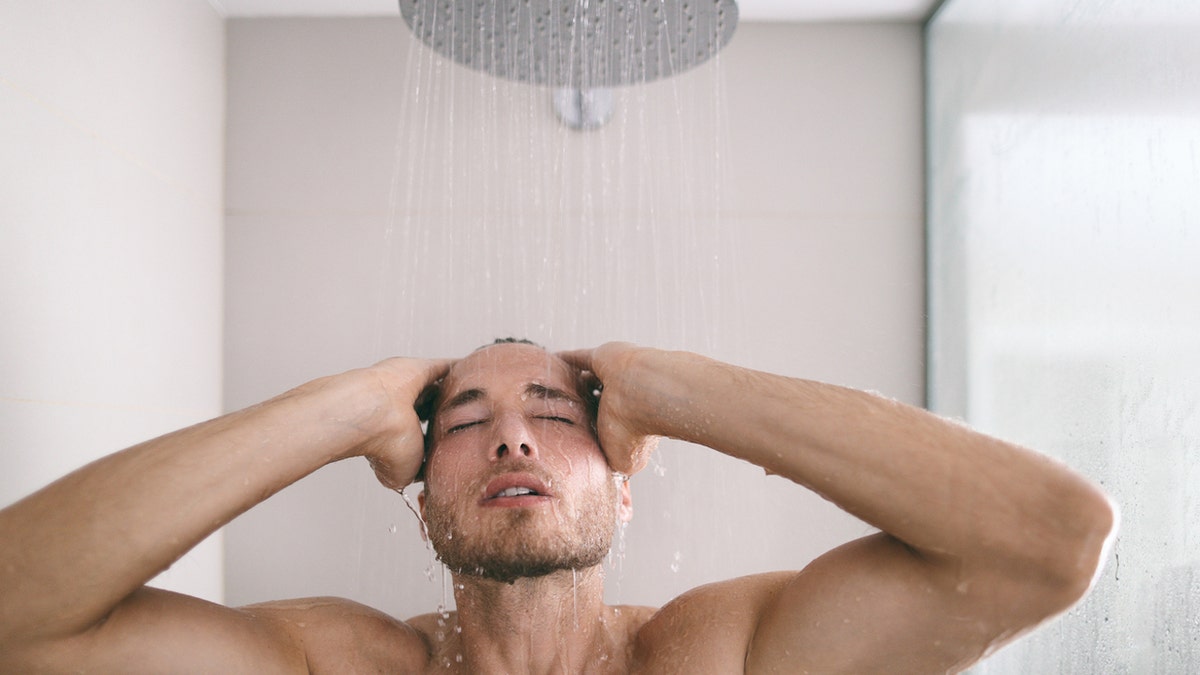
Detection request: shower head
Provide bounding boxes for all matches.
[398,0,738,89]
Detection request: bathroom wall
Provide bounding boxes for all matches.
[223,18,926,615]
[0,2,227,601]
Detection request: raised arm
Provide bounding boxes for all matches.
[0,357,450,673]
[563,343,1115,673]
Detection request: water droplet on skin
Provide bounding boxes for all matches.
[388,524,397,534]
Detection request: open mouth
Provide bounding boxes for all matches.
[492,486,541,498]
[482,474,553,505]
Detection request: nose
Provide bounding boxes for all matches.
[490,412,537,461]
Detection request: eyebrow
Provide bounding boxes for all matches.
[523,382,581,405]
[440,388,487,414]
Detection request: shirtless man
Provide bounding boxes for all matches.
[0,340,1114,673]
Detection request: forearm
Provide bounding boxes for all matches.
[0,369,385,645]
[632,350,1113,584]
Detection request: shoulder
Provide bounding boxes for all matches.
[632,572,798,674]
[243,596,432,674]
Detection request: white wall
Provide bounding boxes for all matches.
[223,18,925,616]
[0,1,226,602]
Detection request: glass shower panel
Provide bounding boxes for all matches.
[927,1,1200,672]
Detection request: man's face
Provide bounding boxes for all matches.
[421,343,629,583]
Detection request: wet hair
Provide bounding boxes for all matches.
[476,336,542,350]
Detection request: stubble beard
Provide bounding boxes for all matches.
[424,478,619,585]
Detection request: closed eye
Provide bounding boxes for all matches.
[537,415,575,425]
[447,420,484,434]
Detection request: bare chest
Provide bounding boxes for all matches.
[403,607,746,675]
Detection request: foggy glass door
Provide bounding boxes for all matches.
[926,1,1200,671]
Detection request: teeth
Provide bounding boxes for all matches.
[496,487,536,498]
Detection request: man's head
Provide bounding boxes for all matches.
[419,340,631,584]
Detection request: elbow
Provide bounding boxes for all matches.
[1073,490,1119,593]
[1035,488,1119,616]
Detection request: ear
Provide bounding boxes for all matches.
[618,478,633,523]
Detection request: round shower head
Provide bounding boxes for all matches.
[398,0,738,89]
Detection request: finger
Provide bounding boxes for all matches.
[413,359,456,420]
[414,365,450,414]
[421,358,456,384]
[371,357,454,396]
[556,349,594,374]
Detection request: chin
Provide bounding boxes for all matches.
[433,521,613,585]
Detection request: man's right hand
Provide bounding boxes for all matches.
[351,357,454,489]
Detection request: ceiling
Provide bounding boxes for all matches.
[210,0,941,23]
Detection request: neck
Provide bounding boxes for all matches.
[449,564,621,673]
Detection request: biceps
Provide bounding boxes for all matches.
[746,534,1006,674]
[28,587,304,674]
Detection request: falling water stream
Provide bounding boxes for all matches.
[365,0,740,622]
[373,0,737,356]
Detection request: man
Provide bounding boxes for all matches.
[0,340,1114,673]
